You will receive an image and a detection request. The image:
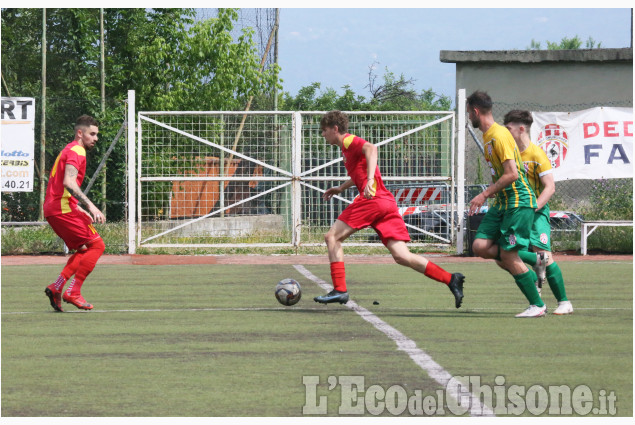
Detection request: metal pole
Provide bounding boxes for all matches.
[38,8,46,221]
[272,8,280,211]
[456,89,466,255]
[273,8,279,112]
[100,8,107,214]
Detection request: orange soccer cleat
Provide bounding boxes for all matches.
[62,293,94,310]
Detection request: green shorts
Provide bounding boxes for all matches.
[474,204,534,251]
[530,206,551,251]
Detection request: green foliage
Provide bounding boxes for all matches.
[1,8,281,222]
[0,226,62,254]
[578,178,633,253]
[584,178,633,220]
[279,66,451,112]
[527,35,602,50]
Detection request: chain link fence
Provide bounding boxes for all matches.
[465,99,633,253]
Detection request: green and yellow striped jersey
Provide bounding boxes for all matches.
[520,142,553,200]
[482,123,536,210]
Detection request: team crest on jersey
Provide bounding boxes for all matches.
[540,233,548,245]
[523,162,530,175]
[509,234,517,246]
[537,124,569,169]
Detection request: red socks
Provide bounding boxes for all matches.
[330,260,450,292]
[48,251,83,292]
[424,261,452,285]
[64,238,105,297]
[330,261,347,292]
[61,251,83,280]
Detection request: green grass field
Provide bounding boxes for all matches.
[1,260,632,417]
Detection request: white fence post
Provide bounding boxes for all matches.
[127,90,136,254]
[292,112,302,247]
[456,89,466,255]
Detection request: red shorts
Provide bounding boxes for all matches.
[46,210,101,250]
[338,195,410,246]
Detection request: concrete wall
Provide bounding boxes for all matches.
[441,48,633,109]
[455,61,632,108]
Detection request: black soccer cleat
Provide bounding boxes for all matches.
[314,290,349,304]
[448,273,465,309]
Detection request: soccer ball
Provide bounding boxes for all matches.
[275,278,302,306]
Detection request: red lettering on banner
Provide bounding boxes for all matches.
[625,121,633,137]
[584,123,600,138]
[604,122,619,137]
[584,121,633,138]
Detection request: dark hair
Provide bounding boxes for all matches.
[503,110,533,127]
[466,91,493,112]
[320,110,348,134]
[75,115,99,131]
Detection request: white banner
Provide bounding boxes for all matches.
[531,107,633,181]
[1,97,36,192]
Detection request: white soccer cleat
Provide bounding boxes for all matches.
[515,304,547,318]
[553,301,573,315]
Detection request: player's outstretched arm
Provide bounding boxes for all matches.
[63,164,106,224]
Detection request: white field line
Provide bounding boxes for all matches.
[293,264,495,417]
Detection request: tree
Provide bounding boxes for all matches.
[0,8,281,221]
[279,64,451,112]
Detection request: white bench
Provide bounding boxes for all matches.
[581,220,634,255]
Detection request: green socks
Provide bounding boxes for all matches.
[546,262,568,302]
[513,269,544,307]
[517,250,538,266]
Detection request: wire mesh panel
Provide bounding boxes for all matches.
[138,112,294,247]
[136,110,457,249]
[298,111,456,246]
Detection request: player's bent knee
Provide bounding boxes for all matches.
[472,239,490,257]
[392,253,410,267]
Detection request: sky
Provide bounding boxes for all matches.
[274,7,633,104]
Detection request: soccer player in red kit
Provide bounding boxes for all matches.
[43,115,106,312]
[314,111,465,307]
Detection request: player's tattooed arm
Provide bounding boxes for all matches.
[63,165,91,206]
[63,164,106,223]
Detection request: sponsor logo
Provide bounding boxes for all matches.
[1,160,29,167]
[1,150,30,157]
[537,124,569,169]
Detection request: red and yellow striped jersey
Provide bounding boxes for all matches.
[341,134,391,199]
[43,141,87,217]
